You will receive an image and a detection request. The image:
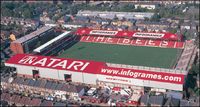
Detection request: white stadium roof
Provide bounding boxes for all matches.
[33,31,71,53]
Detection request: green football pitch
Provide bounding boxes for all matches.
[58,42,182,69]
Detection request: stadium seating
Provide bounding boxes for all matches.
[160,41,175,48]
[145,39,161,47]
[175,42,184,48]
[131,39,147,46]
[79,35,184,49]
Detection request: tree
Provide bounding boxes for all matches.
[169,28,177,34]
[1,8,13,17]
[189,64,200,75]
[194,87,200,96]
[113,15,118,21]
[150,13,161,21]
[22,9,33,18]
[120,4,135,12]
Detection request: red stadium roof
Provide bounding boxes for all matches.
[6,54,185,84]
[75,28,182,41]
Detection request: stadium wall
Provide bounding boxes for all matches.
[6,62,184,91]
[5,54,185,91]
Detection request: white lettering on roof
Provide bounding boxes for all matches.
[32,58,47,66]
[52,60,68,69]
[133,32,164,38]
[47,58,61,67]
[90,30,118,36]
[18,56,38,64]
[17,55,91,71]
[67,61,84,71]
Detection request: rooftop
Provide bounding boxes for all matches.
[12,26,52,44]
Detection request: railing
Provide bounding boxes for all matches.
[106,63,186,75]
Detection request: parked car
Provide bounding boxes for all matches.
[86,88,97,96]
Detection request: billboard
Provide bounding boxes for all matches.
[75,28,181,40]
[5,54,105,73]
[99,67,185,84]
[90,30,118,36]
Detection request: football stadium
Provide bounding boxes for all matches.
[58,42,181,69]
[6,27,196,92]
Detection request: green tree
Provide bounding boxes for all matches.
[1,8,13,17]
[120,4,135,12]
[169,29,177,34]
[150,13,161,21]
[22,9,33,18]
[189,64,200,75]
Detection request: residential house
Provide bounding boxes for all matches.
[140,93,149,106]
[90,17,103,25]
[166,91,183,99]
[136,21,170,31]
[128,26,138,31]
[40,15,51,23]
[118,25,129,31]
[74,16,90,24]
[38,79,47,95]
[53,102,66,106]
[180,99,199,106]
[108,93,124,105]
[164,97,180,107]
[171,18,180,24]
[101,19,111,25]
[45,21,57,27]
[14,95,23,106]
[170,22,179,29]
[24,97,32,106]
[137,26,146,32]
[44,81,54,94]
[65,84,85,101]
[106,25,117,30]
[1,17,38,28]
[122,21,133,27]
[57,17,65,24]
[189,96,199,104]
[21,78,31,92]
[134,2,159,10]
[162,17,180,24]
[191,22,199,31]
[180,22,191,30]
[128,19,137,25]
[101,24,108,30]
[62,23,82,30]
[111,20,119,26]
[1,76,10,90]
[54,83,67,100]
[1,31,10,40]
[77,10,154,20]
[9,95,17,105]
[30,98,42,106]
[40,100,53,106]
[148,95,164,106]
[11,31,21,39]
[197,74,199,88]
[24,79,35,94]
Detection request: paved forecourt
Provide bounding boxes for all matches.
[58,42,182,69]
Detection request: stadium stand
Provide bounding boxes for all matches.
[33,31,77,56]
[175,40,197,71]
[79,35,184,49]
[33,31,71,53]
[10,26,55,54]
